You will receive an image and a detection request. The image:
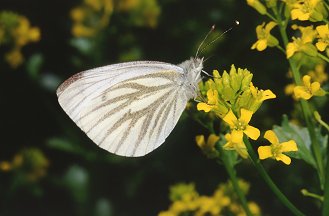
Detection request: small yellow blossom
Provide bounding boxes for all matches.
[250,82,276,102]
[197,89,219,112]
[0,11,41,68]
[316,24,329,51]
[258,130,298,165]
[70,7,85,22]
[285,83,297,99]
[5,48,24,68]
[290,0,327,22]
[251,22,279,51]
[196,134,219,158]
[117,0,140,11]
[246,0,267,15]
[0,161,12,171]
[286,37,317,58]
[223,133,248,159]
[223,109,260,142]
[294,75,325,100]
[308,64,328,84]
[286,26,318,58]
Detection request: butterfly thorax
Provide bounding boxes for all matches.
[178,57,203,99]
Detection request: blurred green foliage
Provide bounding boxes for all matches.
[0,0,327,215]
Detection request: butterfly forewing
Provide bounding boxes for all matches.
[57,61,188,157]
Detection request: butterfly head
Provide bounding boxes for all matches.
[178,57,204,99]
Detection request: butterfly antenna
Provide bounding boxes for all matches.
[199,20,239,55]
[195,25,216,58]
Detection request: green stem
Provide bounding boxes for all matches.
[208,127,253,216]
[318,53,329,63]
[322,148,329,216]
[277,17,325,189]
[266,12,277,22]
[217,144,253,216]
[244,137,305,216]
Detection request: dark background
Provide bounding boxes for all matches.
[0,0,321,215]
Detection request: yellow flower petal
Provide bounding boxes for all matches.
[195,135,205,148]
[236,146,249,159]
[286,43,297,58]
[280,140,298,152]
[240,108,253,124]
[261,89,276,101]
[244,125,260,140]
[265,21,277,32]
[276,154,292,165]
[223,110,237,127]
[316,41,328,51]
[303,75,312,86]
[207,89,218,104]
[311,81,320,93]
[258,146,273,159]
[197,103,212,112]
[231,130,244,143]
[294,86,312,100]
[316,24,329,38]
[208,134,220,147]
[256,39,267,51]
[264,130,279,144]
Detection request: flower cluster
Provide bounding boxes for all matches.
[70,0,113,37]
[197,65,276,159]
[0,148,49,182]
[249,1,329,99]
[70,0,161,37]
[0,11,41,68]
[158,180,261,216]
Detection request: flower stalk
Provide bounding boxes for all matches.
[244,136,305,216]
[277,17,325,188]
[216,143,253,216]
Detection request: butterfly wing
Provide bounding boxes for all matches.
[57,61,189,157]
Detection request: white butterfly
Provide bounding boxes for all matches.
[57,58,203,157]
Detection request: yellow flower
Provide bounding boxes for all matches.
[223,109,260,141]
[286,37,317,58]
[307,64,328,84]
[291,0,327,22]
[286,25,318,58]
[196,134,219,149]
[248,202,261,215]
[223,133,248,159]
[258,130,298,165]
[117,0,140,11]
[197,89,219,112]
[294,75,325,100]
[196,134,219,159]
[70,7,86,22]
[70,0,113,38]
[72,24,96,37]
[251,22,278,51]
[316,24,329,51]
[0,161,12,171]
[250,83,276,102]
[246,0,267,15]
[285,83,295,95]
[5,48,24,68]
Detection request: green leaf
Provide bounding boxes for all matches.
[26,53,43,80]
[273,115,316,168]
